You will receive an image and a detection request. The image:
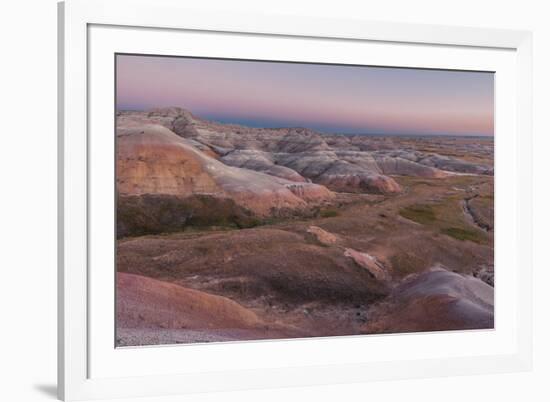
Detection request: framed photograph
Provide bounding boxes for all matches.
[58,0,533,400]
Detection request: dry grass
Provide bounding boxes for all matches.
[441,227,486,243]
[398,193,489,245]
[399,204,436,224]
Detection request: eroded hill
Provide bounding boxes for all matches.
[115,107,494,346]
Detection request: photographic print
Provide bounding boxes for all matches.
[115,54,494,347]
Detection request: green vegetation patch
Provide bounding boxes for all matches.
[390,252,429,278]
[399,196,489,245]
[398,204,436,225]
[472,195,494,206]
[441,227,485,244]
[117,194,262,238]
[319,209,340,218]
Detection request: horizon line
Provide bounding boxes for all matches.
[116,107,494,138]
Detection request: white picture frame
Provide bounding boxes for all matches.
[58,0,533,400]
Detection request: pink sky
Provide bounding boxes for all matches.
[116,55,494,136]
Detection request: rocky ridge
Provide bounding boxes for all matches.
[118,108,492,197]
[116,120,334,234]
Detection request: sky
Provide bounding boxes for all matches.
[116,54,494,136]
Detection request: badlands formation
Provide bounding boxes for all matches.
[116,108,494,346]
